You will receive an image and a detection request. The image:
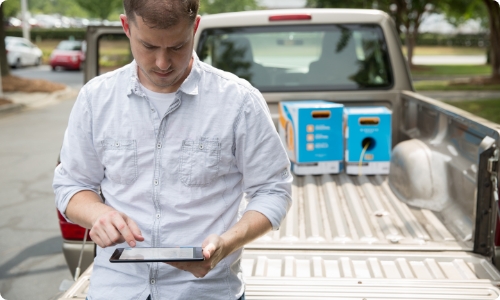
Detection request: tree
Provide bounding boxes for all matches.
[30,0,90,18]
[307,0,444,68]
[2,0,20,18]
[199,0,259,15]
[483,0,500,80]
[441,0,500,81]
[0,4,10,77]
[75,0,122,20]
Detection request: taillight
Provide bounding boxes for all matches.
[57,211,92,241]
[269,14,312,22]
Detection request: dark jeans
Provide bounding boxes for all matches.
[145,294,245,300]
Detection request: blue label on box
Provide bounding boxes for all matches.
[344,107,392,163]
[279,100,344,164]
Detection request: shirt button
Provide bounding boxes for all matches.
[156,214,161,219]
[150,279,156,285]
[157,143,162,149]
[154,179,159,186]
[151,108,155,113]
[199,144,204,150]
[115,142,120,147]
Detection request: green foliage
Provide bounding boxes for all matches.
[28,0,90,18]
[414,80,500,91]
[440,0,488,28]
[306,0,390,10]
[5,28,86,40]
[75,0,122,20]
[2,0,21,17]
[199,0,259,15]
[411,64,491,77]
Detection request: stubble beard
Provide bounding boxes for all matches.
[139,65,183,88]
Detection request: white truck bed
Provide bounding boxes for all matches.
[248,174,471,252]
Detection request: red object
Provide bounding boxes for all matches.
[50,40,86,70]
[269,14,312,21]
[58,211,92,241]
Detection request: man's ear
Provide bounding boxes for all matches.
[193,15,201,35]
[120,14,131,39]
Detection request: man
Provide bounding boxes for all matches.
[53,0,292,299]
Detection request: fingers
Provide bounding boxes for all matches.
[90,210,143,248]
[123,215,144,242]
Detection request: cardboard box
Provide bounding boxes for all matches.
[279,100,344,175]
[344,107,392,175]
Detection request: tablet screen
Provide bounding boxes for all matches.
[121,247,195,260]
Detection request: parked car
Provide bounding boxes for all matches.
[5,36,42,68]
[60,9,500,299]
[50,40,86,71]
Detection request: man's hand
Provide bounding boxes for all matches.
[90,210,144,248]
[167,234,226,278]
[167,211,273,278]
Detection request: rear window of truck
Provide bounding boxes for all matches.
[197,24,393,92]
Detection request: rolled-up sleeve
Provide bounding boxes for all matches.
[53,87,104,221]
[234,89,293,230]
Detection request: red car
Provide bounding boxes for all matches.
[50,40,86,70]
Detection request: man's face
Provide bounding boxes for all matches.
[120,13,200,93]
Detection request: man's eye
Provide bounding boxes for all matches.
[173,45,183,51]
[143,44,154,49]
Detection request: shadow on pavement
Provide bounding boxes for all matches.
[0,236,66,280]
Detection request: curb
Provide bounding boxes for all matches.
[0,86,80,117]
[0,102,26,116]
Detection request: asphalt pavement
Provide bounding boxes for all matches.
[0,99,76,300]
[10,65,84,90]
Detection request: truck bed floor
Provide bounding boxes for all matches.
[248,173,472,251]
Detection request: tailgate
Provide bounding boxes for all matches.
[60,251,500,300]
[242,250,500,300]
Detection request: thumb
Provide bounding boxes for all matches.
[202,235,219,260]
[124,215,144,241]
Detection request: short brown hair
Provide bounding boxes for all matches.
[123,0,199,29]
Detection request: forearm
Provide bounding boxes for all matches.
[65,190,114,229]
[220,210,272,256]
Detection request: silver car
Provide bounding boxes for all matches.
[5,36,43,68]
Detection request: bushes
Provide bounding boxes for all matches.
[5,28,86,41]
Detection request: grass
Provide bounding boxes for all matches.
[414,80,500,91]
[411,64,492,77]
[445,99,500,124]
[35,40,61,64]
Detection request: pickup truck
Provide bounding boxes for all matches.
[58,8,500,299]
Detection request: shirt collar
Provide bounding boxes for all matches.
[127,51,201,97]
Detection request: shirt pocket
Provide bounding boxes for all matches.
[101,139,138,185]
[179,137,221,187]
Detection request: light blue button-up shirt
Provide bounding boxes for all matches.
[53,52,292,300]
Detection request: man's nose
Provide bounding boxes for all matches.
[156,51,171,71]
